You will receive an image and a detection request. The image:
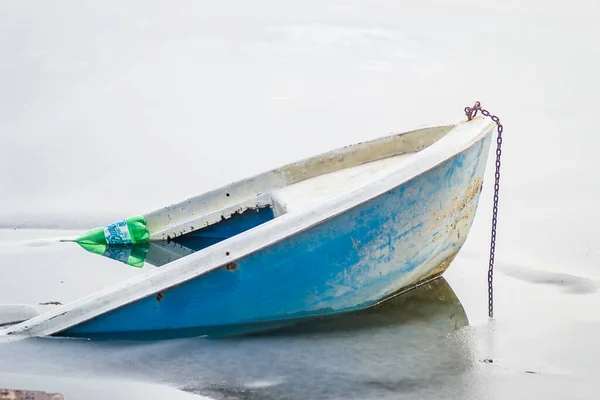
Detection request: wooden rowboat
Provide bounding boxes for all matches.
[0,115,495,339]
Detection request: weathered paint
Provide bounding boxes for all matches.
[0,117,495,339]
[55,129,492,338]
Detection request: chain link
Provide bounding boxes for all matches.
[464,101,503,319]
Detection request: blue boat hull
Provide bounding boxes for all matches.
[58,132,492,339]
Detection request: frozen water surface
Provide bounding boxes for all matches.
[1,0,599,398]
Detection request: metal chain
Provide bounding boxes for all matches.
[464,101,503,319]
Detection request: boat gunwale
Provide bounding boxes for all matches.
[1,116,496,338]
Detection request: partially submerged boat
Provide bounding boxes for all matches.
[1,114,496,340]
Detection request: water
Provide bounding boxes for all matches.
[1,0,599,398]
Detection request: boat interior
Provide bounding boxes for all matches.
[70,124,460,268]
[137,124,456,260]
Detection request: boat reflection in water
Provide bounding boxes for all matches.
[265,274,468,337]
[174,275,472,400]
[0,265,473,400]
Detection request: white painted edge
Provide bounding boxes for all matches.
[1,117,496,338]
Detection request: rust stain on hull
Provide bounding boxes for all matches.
[424,252,459,281]
[444,177,483,219]
[225,262,238,271]
[429,177,483,242]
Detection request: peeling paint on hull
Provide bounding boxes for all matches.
[57,130,492,339]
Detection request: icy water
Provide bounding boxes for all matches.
[1,0,600,399]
